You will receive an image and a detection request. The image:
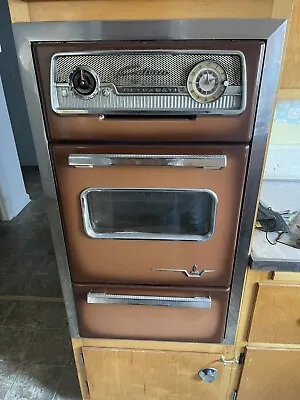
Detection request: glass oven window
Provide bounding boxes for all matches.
[81,188,217,241]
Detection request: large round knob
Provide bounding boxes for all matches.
[198,368,219,383]
[70,67,98,98]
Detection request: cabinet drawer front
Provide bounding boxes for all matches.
[74,285,229,342]
[83,347,226,400]
[249,283,300,344]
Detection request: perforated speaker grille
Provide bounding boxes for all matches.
[54,52,242,86]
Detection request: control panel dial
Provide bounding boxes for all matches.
[187,61,229,103]
[70,67,99,98]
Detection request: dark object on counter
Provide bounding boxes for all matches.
[278,211,300,249]
[257,202,290,233]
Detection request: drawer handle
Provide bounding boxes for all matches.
[154,265,215,278]
[68,154,227,169]
[87,292,212,308]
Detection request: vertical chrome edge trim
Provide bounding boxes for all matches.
[240,51,247,114]
[12,18,287,344]
[79,188,218,242]
[224,21,287,345]
[12,28,79,338]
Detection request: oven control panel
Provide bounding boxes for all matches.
[50,50,246,115]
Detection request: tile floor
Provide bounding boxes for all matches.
[0,168,81,400]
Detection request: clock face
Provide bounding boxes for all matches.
[187,60,229,103]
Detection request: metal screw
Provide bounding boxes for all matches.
[102,89,110,97]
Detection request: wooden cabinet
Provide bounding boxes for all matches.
[12,0,275,22]
[248,282,300,344]
[237,347,300,399]
[82,347,230,400]
[280,0,300,90]
[231,271,300,400]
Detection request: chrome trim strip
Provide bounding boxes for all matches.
[87,292,212,308]
[53,91,243,116]
[224,22,287,345]
[80,187,218,241]
[154,267,215,278]
[69,154,227,169]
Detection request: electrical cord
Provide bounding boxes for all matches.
[265,231,284,246]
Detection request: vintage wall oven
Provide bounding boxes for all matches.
[14,19,286,344]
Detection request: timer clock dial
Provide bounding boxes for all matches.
[187,60,229,103]
[70,67,99,98]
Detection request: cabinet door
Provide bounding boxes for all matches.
[237,347,300,399]
[83,347,228,400]
[248,283,300,344]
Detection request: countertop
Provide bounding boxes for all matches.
[250,180,300,271]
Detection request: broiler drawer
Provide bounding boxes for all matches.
[74,284,229,343]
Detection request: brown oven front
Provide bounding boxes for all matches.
[32,36,264,343]
[33,40,264,142]
[52,143,248,288]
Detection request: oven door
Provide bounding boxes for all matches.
[52,144,248,287]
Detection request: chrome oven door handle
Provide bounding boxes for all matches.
[154,265,215,278]
[87,292,212,308]
[68,154,227,169]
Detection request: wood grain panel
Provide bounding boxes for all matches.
[234,270,272,346]
[237,347,300,400]
[248,283,300,344]
[277,88,300,99]
[9,0,30,22]
[27,0,273,22]
[83,347,229,400]
[271,0,294,18]
[280,0,300,88]
[71,339,90,400]
[273,271,300,281]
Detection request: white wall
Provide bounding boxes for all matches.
[264,100,300,181]
[0,76,30,221]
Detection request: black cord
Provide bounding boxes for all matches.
[265,231,284,245]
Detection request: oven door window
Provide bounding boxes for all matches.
[81,188,217,241]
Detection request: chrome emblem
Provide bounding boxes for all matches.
[116,64,169,77]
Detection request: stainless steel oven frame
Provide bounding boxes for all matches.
[12,19,286,344]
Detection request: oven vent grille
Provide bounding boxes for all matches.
[54,52,242,86]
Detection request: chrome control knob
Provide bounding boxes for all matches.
[198,368,219,383]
